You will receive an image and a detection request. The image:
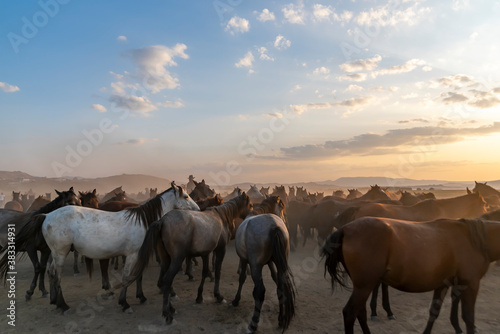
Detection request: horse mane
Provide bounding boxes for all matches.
[35,188,78,215]
[207,193,248,235]
[460,218,490,263]
[250,196,284,216]
[125,188,173,228]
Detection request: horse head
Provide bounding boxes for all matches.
[170,182,200,211]
[55,186,81,207]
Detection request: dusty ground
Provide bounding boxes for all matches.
[1,239,500,334]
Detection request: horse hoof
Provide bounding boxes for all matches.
[196,298,203,304]
[371,316,379,321]
[388,315,396,320]
[230,300,238,307]
[124,307,133,314]
[25,293,32,301]
[170,295,179,302]
[187,277,194,282]
[165,315,174,325]
[139,297,147,304]
[63,309,73,316]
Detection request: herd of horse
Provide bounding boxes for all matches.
[1,179,500,333]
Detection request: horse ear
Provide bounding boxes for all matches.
[93,189,97,195]
[69,187,74,192]
[466,187,471,194]
[475,181,478,185]
[79,191,84,196]
[55,189,62,195]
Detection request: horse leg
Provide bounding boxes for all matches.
[25,246,41,301]
[369,282,380,321]
[136,274,147,304]
[268,261,285,328]
[423,286,449,334]
[113,257,119,270]
[185,256,194,281]
[51,253,71,313]
[196,254,210,303]
[118,253,138,313]
[73,250,80,275]
[381,282,395,319]
[230,258,249,307]
[247,264,265,333]
[450,285,464,334]
[38,249,50,298]
[213,247,226,303]
[460,282,479,334]
[162,255,183,324]
[343,287,373,334]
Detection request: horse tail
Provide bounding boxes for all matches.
[270,227,296,332]
[84,256,94,280]
[334,206,359,227]
[0,214,47,282]
[115,220,162,289]
[321,229,348,290]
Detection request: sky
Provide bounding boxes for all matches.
[1,0,500,185]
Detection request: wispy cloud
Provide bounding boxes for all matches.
[288,95,373,115]
[340,55,382,72]
[225,16,250,35]
[255,8,275,22]
[312,4,352,24]
[355,1,431,27]
[235,51,255,72]
[275,122,500,159]
[109,95,157,114]
[0,81,20,93]
[117,35,127,42]
[371,59,426,78]
[258,47,274,61]
[338,73,368,82]
[157,100,184,108]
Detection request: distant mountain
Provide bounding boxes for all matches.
[0,171,36,180]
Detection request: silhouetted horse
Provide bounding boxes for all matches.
[4,191,23,211]
[189,179,216,201]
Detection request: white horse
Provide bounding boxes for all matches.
[16,183,199,314]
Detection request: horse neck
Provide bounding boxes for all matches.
[35,196,69,214]
[477,184,500,197]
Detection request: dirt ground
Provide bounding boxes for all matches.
[1,239,500,334]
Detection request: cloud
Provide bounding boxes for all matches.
[225,16,250,35]
[441,92,469,104]
[0,81,20,93]
[267,112,283,118]
[258,47,274,61]
[338,73,368,82]
[422,66,433,72]
[312,4,353,24]
[276,122,500,159]
[290,84,301,92]
[116,138,154,146]
[398,118,430,124]
[371,59,426,77]
[127,43,189,93]
[340,55,382,72]
[235,51,255,70]
[274,35,291,50]
[282,1,305,24]
[157,100,184,108]
[345,84,364,92]
[117,35,127,42]
[255,9,275,22]
[355,1,431,27]
[288,96,373,114]
[433,75,477,89]
[91,104,107,112]
[313,66,330,76]
[467,89,500,109]
[110,94,157,114]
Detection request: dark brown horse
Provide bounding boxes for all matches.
[79,189,99,209]
[196,194,224,211]
[322,217,500,334]
[189,179,216,201]
[119,193,252,324]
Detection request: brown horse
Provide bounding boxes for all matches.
[399,191,421,206]
[337,192,487,225]
[189,179,216,201]
[196,194,223,211]
[26,196,50,212]
[260,186,270,196]
[4,191,23,211]
[79,189,99,209]
[346,189,362,200]
[271,185,289,205]
[472,181,500,209]
[322,217,500,334]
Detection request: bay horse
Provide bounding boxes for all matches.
[196,194,223,211]
[322,217,500,334]
[189,179,216,201]
[230,196,296,333]
[11,183,198,314]
[4,191,23,212]
[26,196,51,212]
[0,187,81,300]
[472,181,500,209]
[79,189,99,209]
[336,192,487,226]
[120,193,252,324]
